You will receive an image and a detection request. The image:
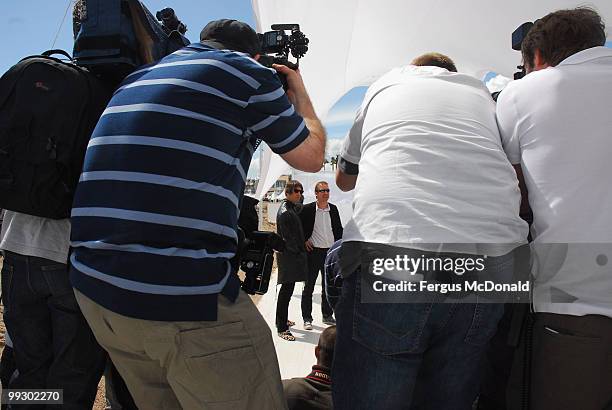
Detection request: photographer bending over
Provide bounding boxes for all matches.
[496,8,612,409]
[69,19,325,409]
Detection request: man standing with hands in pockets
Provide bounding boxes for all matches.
[300,181,343,329]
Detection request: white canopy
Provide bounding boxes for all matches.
[253,0,611,119]
[251,0,612,197]
[253,142,290,200]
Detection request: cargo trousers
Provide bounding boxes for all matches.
[75,289,287,410]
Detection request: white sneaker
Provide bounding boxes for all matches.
[304,321,313,330]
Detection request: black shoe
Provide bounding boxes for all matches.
[322,316,336,325]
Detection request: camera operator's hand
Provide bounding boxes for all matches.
[273,64,316,119]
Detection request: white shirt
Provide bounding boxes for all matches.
[310,204,335,248]
[497,46,612,317]
[340,65,528,256]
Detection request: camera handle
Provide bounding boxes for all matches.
[274,58,299,90]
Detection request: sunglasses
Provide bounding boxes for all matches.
[316,189,330,193]
[294,189,304,194]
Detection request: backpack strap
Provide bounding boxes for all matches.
[41,49,74,61]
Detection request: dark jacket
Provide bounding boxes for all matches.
[276,200,308,284]
[282,366,332,410]
[300,202,343,244]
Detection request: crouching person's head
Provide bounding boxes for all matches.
[316,325,337,368]
[282,326,337,409]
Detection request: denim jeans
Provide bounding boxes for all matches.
[332,252,512,410]
[1,251,106,410]
[0,345,16,410]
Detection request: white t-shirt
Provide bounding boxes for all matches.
[341,65,527,256]
[497,46,612,317]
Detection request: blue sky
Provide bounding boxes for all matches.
[1,1,256,73]
[2,1,362,178]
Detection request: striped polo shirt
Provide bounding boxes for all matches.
[69,43,309,321]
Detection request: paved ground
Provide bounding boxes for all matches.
[257,270,329,380]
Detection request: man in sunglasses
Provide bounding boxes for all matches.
[299,182,343,329]
[276,180,309,341]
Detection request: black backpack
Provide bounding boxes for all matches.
[0,50,112,219]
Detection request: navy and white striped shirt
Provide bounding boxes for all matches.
[70,44,309,321]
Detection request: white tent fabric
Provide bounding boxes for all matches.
[253,146,290,200]
[251,0,612,199]
[253,0,612,118]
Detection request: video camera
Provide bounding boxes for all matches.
[511,22,534,80]
[491,21,535,101]
[237,230,286,295]
[258,24,309,87]
[155,7,187,36]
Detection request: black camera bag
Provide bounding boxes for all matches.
[0,50,111,219]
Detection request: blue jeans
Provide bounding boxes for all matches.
[332,253,512,410]
[1,251,106,410]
